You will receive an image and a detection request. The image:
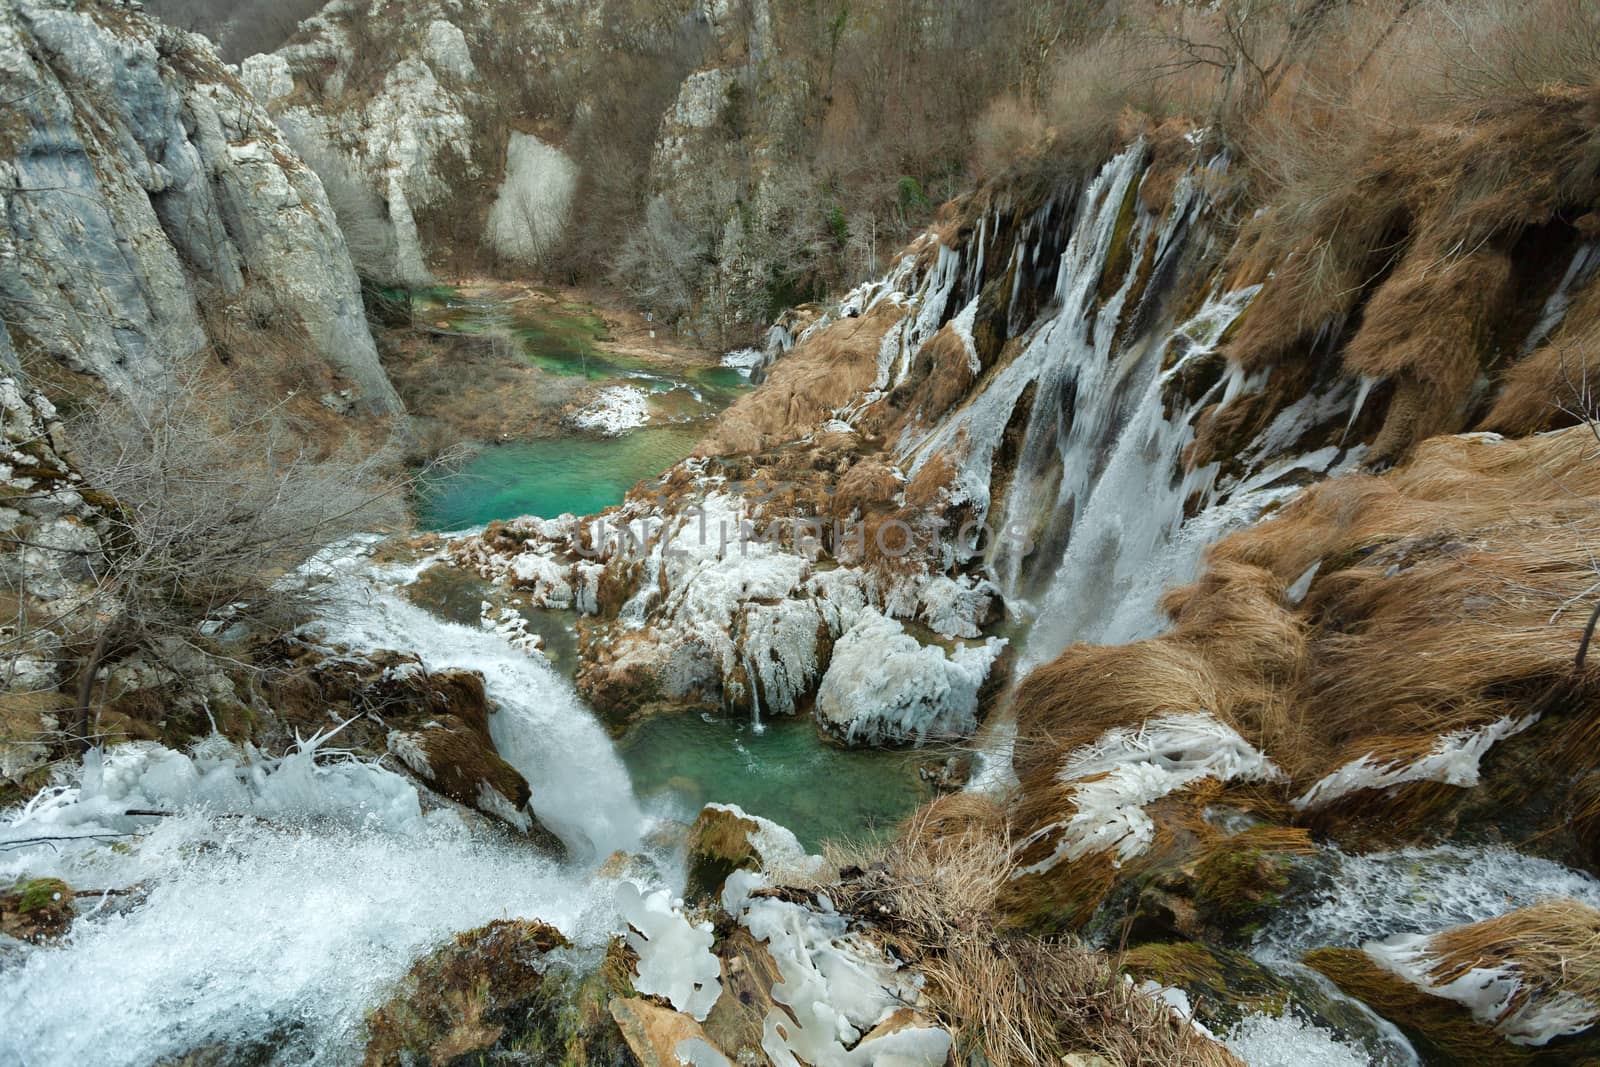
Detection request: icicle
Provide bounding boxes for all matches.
[1343,374,1381,442]
[1522,242,1600,356]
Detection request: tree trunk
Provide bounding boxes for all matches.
[70,627,112,752]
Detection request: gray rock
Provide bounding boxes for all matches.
[0,0,401,413]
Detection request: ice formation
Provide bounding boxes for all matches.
[568,385,653,436]
[702,802,825,882]
[813,609,1006,745]
[479,600,544,654]
[614,881,723,1021]
[722,871,952,1066]
[1293,715,1538,810]
[720,347,766,374]
[1016,713,1282,873]
[1365,932,1599,1045]
[675,1037,735,1066]
[453,482,1005,727]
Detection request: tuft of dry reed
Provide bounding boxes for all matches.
[815,798,1242,1066]
[1013,424,1600,849]
[1422,900,1600,1028]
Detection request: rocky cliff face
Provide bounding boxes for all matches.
[236,0,909,344]
[0,0,399,413]
[443,114,1600,765]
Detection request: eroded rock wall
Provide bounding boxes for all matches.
[0,0,399,412]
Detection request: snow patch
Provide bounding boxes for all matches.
[568,385,652,436]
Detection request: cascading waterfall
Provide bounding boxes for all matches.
[302,540,645,859]
[0,540,655,1065]
[894,145,1364,663]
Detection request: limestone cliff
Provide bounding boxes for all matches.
[0,0,400,413]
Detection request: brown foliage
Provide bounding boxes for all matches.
[695,300,902,455]
[1014,424,1600,855]
[818,798,1242,1066]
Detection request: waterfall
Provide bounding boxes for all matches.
[894,146,1364,664]
[304,542,645,859]
[0,539,652,1065]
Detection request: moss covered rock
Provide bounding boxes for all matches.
[362,918,638,1066]
[685,805,765,903]
[1,877,75,943]
[1190,825,1319,939]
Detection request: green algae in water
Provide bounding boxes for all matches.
[620,715,932,851]
[417,425,704,529]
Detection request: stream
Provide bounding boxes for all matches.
[4,225,1597,1061]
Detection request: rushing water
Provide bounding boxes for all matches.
[0,542,650,1065]
[6,159,1589,1067]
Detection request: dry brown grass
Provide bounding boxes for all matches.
[1483,271,1600,436]
[1422,900,1600,1029]
[695,300,901,456]
[1013,424,1600,856]
[1193,0,1600,461]
[814,797,1242,1066]
[1304,946,1525,1063]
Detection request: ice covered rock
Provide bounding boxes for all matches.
[567,386,652,437]
[814,610,1006,746]
[685,803,822,900]
[722,871,952,1066]
[615,881,723,1021]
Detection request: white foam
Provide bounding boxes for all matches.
[1226,1012,1373,1066]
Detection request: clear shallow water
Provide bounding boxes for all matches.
[416,426,704,529]
[398,563,934,846]
[410,289,748,530]
[619,714,933,851]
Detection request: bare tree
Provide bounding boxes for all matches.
[51,365,411,746]
[611,197,709,323]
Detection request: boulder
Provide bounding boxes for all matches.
[0,878,74,944]
[362,919,577,1066]
[684,803,817,903]
[608,997,730,1067]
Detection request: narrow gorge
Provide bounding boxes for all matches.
[4,1,1600,1065]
